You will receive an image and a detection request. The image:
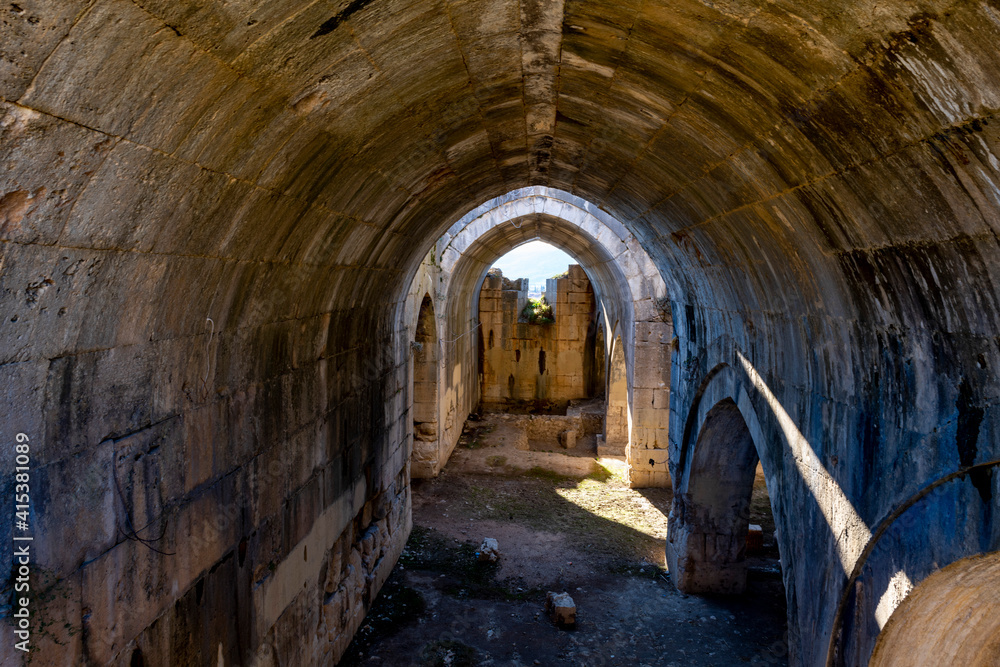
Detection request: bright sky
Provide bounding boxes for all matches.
[491,240,577,292]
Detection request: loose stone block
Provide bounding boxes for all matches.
[477,537,500,563]
[545,591,577,627]
[746,524,764,554]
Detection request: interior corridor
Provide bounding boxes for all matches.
[1,1,999,665]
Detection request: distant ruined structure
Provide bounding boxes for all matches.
[479,265,599,413]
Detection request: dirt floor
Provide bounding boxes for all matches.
[340,415,788,667]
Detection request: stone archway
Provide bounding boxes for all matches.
[666,397,761,594]
[400,187,674,487]
[411,294,439,477]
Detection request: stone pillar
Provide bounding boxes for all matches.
[666,398,758,593]
[627,319,672,488]
[666,493,749,594]
[605,334,629,453]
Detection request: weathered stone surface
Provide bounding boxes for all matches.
[545,591,577,627]
[2,1,1000,665]
[870,553,1000,667]
[479,266,597,410]
[477,537,500,563]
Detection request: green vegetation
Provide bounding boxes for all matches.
[520,297,554,324]
[523,466,575,483]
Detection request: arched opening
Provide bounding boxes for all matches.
[397,192,670,486]
[477,241,599,415]
[870,552,1000,666]
[411,294,439,478]
[399,190,672,490]
[667,398,772,594]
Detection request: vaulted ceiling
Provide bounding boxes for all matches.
[8,0,998,322]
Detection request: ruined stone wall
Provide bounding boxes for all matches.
[522,413,593,441]
[479,266,596,412]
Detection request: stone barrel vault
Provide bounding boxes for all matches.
[0,0,999,665]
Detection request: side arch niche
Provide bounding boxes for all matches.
[667,397,761,594]
[411,294,440,477]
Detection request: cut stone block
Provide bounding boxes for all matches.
[477,538,500,563]
[559,429,576,449]
[746,524,763,554]
[545,591,576,627]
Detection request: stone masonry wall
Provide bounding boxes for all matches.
[628,319,673,488]
[403,253,475,479]
[0,276,412,665]
[480,265,596,412]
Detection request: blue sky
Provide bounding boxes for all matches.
[491,240,577,292]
